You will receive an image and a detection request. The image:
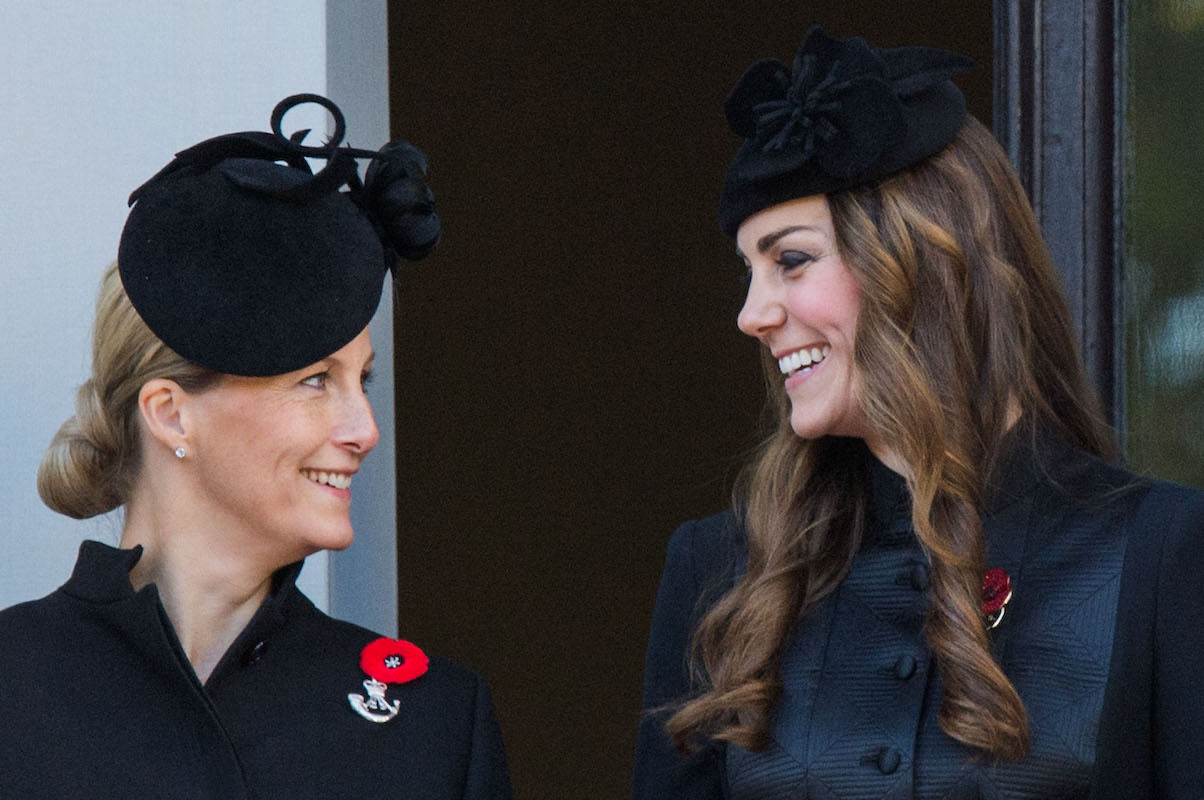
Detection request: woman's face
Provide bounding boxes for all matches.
[184,327,379,563]
[736,195,868,442]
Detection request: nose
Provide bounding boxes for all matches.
[737,269,785,339]
[338,387,380,456]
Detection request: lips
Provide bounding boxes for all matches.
[301,469,353,490]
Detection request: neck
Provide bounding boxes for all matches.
[864,434,909,477]
[863,398,1024,480]
[120,496,278,685]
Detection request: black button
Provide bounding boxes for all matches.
[894,654,917,680]
[909,563,930,591]
[877,747,901,775]
[245,640,267,666]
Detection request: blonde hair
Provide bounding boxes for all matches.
[37,263,220,518]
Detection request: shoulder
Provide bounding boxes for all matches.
[280,592,489,701]
[269,595,511,790]
[662,509,746,592]
[1043,441,1152,503]
[642,510,744,700]
[1096,476,1204,794]
[1116,475,1204,594]
[1042,444,1204,561]
[0,587,80,673]
[650,510,746,639]
[0,592,57,631]
[1130,477,1204,535]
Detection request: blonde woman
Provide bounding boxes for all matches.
[0,95,511,799]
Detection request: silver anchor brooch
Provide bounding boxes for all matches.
[348,637,430,724]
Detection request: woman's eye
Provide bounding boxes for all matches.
[361,371,375,388]
[301,372,328,389]
[779,251,815,270]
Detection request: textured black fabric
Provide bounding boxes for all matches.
[118,94,439,377]
[632,440,1204,799]
[0,541,513,799]
[718,26,972,237]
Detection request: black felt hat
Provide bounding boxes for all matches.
[118,94,439,377]
[718,27,973,237]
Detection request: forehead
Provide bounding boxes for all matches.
[212,327,376,392]
[735,194,834,254]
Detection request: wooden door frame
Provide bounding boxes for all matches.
[992,0,1126,432]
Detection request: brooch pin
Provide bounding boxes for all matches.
[348,637,429,723]
[982,567,1013,629]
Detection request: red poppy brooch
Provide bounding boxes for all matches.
[347,637,429,723]
[982,567,1013,630]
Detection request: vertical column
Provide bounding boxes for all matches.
[992,0,1125,426]
[326,0,398,636]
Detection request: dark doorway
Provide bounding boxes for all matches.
[387,4,991,797]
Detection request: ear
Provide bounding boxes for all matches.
[137,378,190,454]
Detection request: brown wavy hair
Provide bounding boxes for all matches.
[666,115,1116,760]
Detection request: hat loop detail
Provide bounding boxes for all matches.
[118,93,440,376]
[270,93,348,158]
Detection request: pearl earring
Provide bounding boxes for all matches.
[174,447,186,459]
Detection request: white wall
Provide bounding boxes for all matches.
[0,1,397,635]
[326,1,398,637]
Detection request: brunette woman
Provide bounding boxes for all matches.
[633,28,1203,800]
[0,95,511,799]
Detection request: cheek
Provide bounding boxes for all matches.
[830,271,863,333]
[786,291,861,340]
[200,401,316,479]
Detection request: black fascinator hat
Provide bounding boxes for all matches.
[718,26,973,236]
[118,94,439,377]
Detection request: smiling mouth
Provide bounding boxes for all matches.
[301,469,353,490]
[778,345,831,377]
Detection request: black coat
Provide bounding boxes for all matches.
[632,440,1204,799]
[0,542,513,800]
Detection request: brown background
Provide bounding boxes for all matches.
[387,3,991,797]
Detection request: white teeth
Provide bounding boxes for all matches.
[778,346,831,376]
[302,469,352,490]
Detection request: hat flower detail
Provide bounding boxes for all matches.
[363,141,440,261]
[725,26,905,181]
[118,93,440,379]
[982,567,1013,630]
[717,27,975,237]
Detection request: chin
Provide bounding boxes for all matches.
[314,526,356,553]
[789,411,832,440]
[290,520,356,556]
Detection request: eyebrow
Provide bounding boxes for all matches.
[735,224,824,260]
[756,225,822,254]
[321,350,376,370]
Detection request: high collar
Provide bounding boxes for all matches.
[861,424,1075,530]
[865,447,908,529]
[981,424,1076,517]
[57,540,309,691]
[61,539,305,612]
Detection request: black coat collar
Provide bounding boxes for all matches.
[862,426,1080,529]
[61,540,305,607]
[59,539,307,688]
